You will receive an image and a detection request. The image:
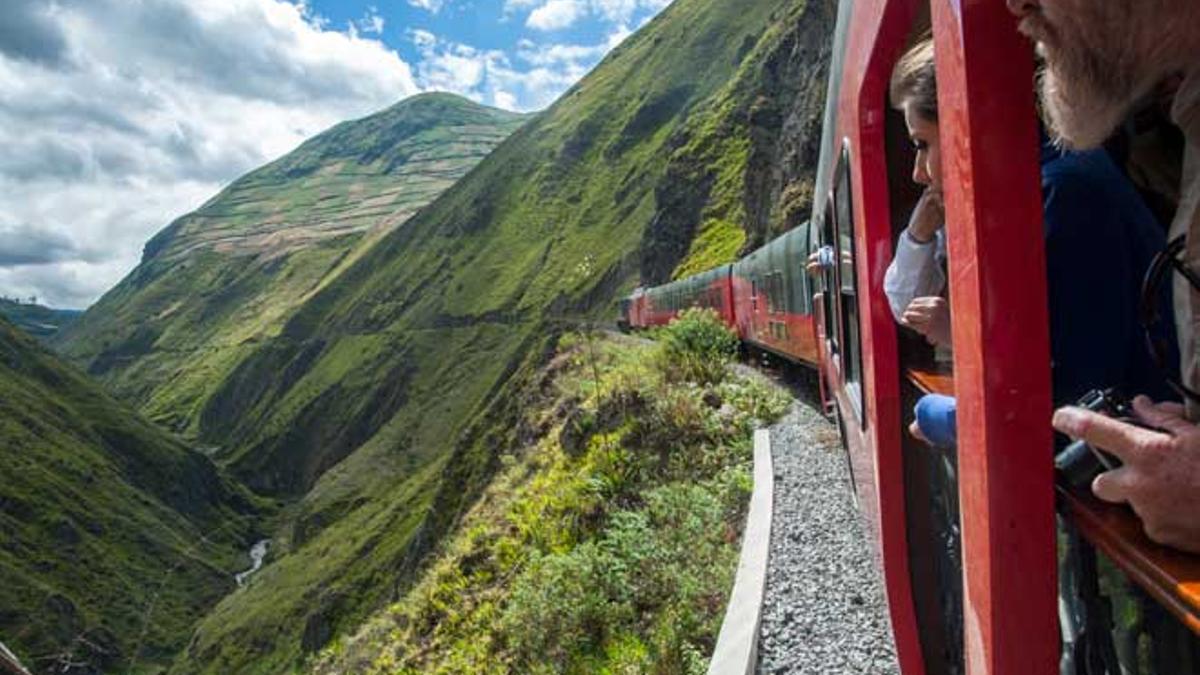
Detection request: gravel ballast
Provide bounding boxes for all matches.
[755,400,900,674]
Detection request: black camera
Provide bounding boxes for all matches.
[1054,389,1128,488]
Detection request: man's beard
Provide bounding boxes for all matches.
[1023,5,1155,150]
[1038,49,1145,150]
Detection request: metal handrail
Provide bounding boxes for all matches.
[707,429,773,675]
[0,641,31,675]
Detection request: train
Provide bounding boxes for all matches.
[623,1,1199,674]
[623,226,818,366]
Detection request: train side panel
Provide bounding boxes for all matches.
[810,0,926,672]
[629,265,735,330]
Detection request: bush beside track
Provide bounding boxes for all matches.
[312,311,789,674]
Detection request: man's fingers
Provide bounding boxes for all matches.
[1053,406,1165,463]
[1131,395,1192,434]
[1092,466,1137,504]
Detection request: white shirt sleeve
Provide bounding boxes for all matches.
[884,228,947,321]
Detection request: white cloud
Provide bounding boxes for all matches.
[493,90,518,111]
[408,28,631,113]
[517,0,672,31]
[503,0,542,14]
[408,28,438,49]
[527,0,587,31]
[407,0,446,13]
[0,0,419,308]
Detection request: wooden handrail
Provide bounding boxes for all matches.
[905,363,954,396]
[1057,483,1200,635]
[903,364,1200,635]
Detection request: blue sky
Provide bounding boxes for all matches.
[315,0,643,58]
[299,0,670,111]
[0,0,673,308]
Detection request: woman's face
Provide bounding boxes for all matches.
[903,102,942,193]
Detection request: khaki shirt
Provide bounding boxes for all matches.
[1171,69,1200,419]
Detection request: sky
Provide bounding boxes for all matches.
[0,0,672,309]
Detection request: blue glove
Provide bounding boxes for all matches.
[914,394,957,448]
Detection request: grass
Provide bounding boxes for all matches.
[309,322,789,674]
[0,298,80,341]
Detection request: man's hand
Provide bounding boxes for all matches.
[901,296,951,347]
[907,188,945,244]
[805,250,824,278]
[1054,395,1200,554]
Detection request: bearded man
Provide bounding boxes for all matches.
[1006,0,1200,553]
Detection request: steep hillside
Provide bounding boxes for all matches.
[0,317,255,672]
[0,299,80,341]
[163,0,835,672]
[57,94,528,433]
[311,324,790,673]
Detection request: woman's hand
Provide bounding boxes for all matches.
[901,296,951,347]
[909,419,930,443]
[907,188,944,244]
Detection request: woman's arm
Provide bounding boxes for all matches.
[885,190,946,321]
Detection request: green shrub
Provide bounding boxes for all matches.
[311,333,790,674]
[656,308,739,385]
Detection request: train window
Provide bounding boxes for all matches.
[834,143,865,420]
[774,272,782,314]
[819,207,839,356]
[776,271,786,315]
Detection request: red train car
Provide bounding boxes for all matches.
[732,225,820,365]
[812,1,1200,675]
[625,225,821,366]
[626,264,736,332]
[625,1,1199,672]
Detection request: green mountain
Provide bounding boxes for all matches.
[0,317,255,672]
[0,298,80,341]
[54,0,835,671]
[56,93,528,434]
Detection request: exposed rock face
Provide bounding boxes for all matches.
[639,0,837,284]
[743,0,838,247]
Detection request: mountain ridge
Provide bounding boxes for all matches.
[0,298,80,341]
[57,93,529,435]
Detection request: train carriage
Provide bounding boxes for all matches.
[732,225,820,365]
[630,264,736,331]
[625,0,1200,672]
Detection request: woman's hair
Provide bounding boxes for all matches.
[890,36,938,120]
